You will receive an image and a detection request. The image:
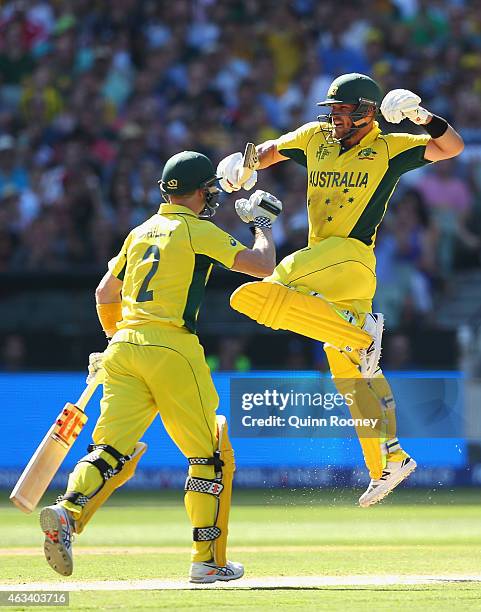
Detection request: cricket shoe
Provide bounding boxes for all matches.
[189,560,244,584]
[359,312,384,378]
[40,504,75,576]
[359,456,417,508]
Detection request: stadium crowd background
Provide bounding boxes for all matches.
[1,0,480,370]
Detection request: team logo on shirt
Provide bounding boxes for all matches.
[316,144,331,161]
[357,147,377,160]
[229,236,237,246]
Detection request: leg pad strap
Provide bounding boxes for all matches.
[188,452,224,473]
[79,444,130,484]
[57,492,89,507]
[185,476,223,497]
[74,442,147,534]
[382,437,401,455]
[381,395,395,409]
[193,526,221,542]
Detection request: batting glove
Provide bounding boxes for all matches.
[381,89,431,125]
[235,190,282,224]
[86,352,105,384]
[217,152,258,193]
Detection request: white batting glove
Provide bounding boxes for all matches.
[217,152,258,193]
[234,198,252,223]
[381,89,431,125]
[86,352,105,384]
[235,190,282,224]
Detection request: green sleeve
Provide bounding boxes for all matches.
[277,122,320,167]
[384,133,432,175]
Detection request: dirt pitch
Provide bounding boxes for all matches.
[3,574,481,591]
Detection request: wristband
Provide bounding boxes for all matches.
[249,216,272,236]
[254,215,272,228]
[96,302,122,338]
[424,114,448,139]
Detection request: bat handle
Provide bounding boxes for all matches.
[75,370,102,412]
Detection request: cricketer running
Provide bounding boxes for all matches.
[217,73,464,506]
[39,151,282,582]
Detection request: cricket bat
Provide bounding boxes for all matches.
[10,371,102,514]
[237,142,259,185]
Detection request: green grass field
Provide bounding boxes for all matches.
[1,488,481,610]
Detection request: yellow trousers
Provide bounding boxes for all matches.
[268,237,398,478]
[268,236,377,317]
[63,325,220,562]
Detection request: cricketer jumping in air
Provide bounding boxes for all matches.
[39,151,282,581]
[217,73,464,507]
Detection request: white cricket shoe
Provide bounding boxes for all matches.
[360,313,384,378]
[189,560,244,584]
[40,504,74,576]
[359,457,417,508]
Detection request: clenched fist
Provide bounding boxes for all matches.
[216,152,258,193]
[381,89,431,125]
[235,190,282,224]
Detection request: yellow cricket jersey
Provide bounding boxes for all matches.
[277,121,431,247]
[108,204,246,334]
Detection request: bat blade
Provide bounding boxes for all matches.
[9,373,101,513]
[10,403,88,513]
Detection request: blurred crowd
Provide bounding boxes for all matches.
[1,0,481,330]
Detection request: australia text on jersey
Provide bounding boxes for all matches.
[308,171,369,189]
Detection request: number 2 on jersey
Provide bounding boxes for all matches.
[136,245,160,302]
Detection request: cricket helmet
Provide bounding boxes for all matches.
[318,73,382,107]
[317,73,382,142]
[159,151,218,195]
[158,151,220,217]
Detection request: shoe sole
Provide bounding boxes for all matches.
[359,459,417,508]
[362,313,384,378]
[190,567,244,584]
[40,507,73,576]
